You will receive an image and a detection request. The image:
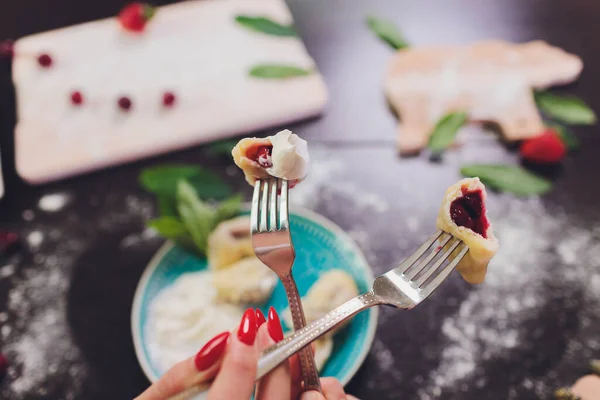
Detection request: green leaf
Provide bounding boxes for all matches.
[534,91,597,125]
[157,195,178,217]
[208,139,238,157]
[140,165,231,200]
[215,195,242,223]
[366,15,409,50]
[249,64,313,79]
[428,112,468,153]
[545,122,580,150]
[140,165,203,197]
[186,172,232,200]
[147,217,195,251]
[235,15,297,37]
[176,180,216,254]
[460,164,552,196]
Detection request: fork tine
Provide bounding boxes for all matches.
[396,230,444,274]
[421,243,468,297]
[260,180,269,232]
[404,233,452,280]
[251,180,261,233]
[279,179,289,230]
[269,179,278,231]
[414,237,461,286]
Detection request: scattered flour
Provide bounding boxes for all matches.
[417,195,600,398]
[38,193,71,212]
[26,231,44,248]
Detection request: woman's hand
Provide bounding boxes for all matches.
[135,307,358,400]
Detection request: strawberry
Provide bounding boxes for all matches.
[118,3,156,33]
[520,129,566,164]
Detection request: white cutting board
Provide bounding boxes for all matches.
[13,0,328,184]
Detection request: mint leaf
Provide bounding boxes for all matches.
[140,166,202,197]
[366,16,409,50]
[535,91,597,125]
[208,139,238,157]
[157,195,178,217]
[428,112,468,153]
[235,15,297,37]
[545,122,580,150]
[215,195,242,223]
[249,64,312,79]
[140,165,231,200]
[460,164,552,196]
[176,180,216,254]
[147,216,196,252]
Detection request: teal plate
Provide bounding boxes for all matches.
[131,207,378,397]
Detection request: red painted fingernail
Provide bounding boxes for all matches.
[267,306,284,342]
[194,331,229,371]
[256,309,266,328]
[238,308,257,345]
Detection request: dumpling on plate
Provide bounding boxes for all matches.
[232,129,310,186]
[436,177,499,284]
[283,269,359,335]
[207,216,254,270]
[212,256,277,304]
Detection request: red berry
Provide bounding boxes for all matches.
[37,53,52,68]
[118,3,156,33]
[0,353,7,382]
[162,92,176,107]
[70,91,83,106]
[520,129,566,164]
[0,231,19,255]
[118,96,132,111]
[0,40,14,57]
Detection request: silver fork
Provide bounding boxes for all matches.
[251,178,322,393]
[255,229,469,379]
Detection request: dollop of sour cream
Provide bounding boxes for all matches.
[266,130,310,181]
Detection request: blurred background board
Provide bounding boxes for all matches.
[12,0,326,183]
[0,1,599,400]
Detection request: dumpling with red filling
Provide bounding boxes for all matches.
[436,178,499,284]
[232,129,309,185]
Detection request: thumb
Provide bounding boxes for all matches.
[299,391,326,400]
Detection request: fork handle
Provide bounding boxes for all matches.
[281,273,323,392]
[256,291,380,381]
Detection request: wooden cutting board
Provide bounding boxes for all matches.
[13,0,327,184]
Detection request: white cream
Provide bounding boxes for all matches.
[146,271,243,372]
[266,129,310,181]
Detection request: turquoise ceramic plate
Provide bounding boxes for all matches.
[131,206,378,397]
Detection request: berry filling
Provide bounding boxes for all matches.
[163,92,176,107]
[450,189,489,238]
[250,145,273,168]
[0,231,19,256]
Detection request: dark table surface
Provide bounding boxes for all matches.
[1,1,599,399]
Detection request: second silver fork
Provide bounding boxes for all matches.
[251,178,322,393]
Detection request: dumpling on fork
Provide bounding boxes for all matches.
[436,177,499,284]
[282,269,359,335]
[232,129,310,186]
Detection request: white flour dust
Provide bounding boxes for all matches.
[1,193,162,399]
[418,196,600,398]
[38,192,71,212]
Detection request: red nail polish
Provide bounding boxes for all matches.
[238,308,257,345]
[267,306,284,342]
[194,332,229,371]
[256,309,266,328]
